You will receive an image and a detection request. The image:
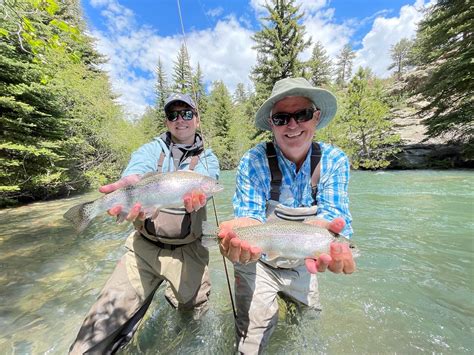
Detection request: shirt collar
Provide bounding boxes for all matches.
[273,142,312,177]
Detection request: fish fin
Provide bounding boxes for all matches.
[63,201,94,233]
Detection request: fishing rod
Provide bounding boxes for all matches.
[175,0,237,320]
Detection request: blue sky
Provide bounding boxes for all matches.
[81,0,432,118]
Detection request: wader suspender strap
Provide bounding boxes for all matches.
[188,155,199,170]
[310,142,322,204]
[266,142,282,202]
[266,141,321,205]
[157,152,165,172]
[156,152,199,172]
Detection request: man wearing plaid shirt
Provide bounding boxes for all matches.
[219,77,355,354]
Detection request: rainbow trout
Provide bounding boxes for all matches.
[233,220,358,261]
[64,171,223,232]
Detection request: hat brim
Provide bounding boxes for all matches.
[255,87,337,131]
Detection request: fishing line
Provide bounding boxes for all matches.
[176,0,237,320]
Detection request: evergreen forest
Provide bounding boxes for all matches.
[1,0,472,206]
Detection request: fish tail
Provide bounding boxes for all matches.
[63,201,95,232]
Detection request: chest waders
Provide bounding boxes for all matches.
[263,141,322,268]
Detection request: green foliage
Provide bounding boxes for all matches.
[50,54,142,188]
[388,38,413,79]
[306,41,333,87]
[135,106,166,142]
[335,44,355,87]
[251,0,311,99]
[172,44,193,94]
[192,63,207,114]
[0,38,69,204]
[200,80,258,170]
[336,68,401,169]
[154,57,168,110]
[229,84,259,165]
[409,0,473,150]
[1,0,83,62]
[202,81,233,168]
[0,0,140,206]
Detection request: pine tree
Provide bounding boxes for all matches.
[153,57,168,134]
[251,0,311,101]
[230,84,257,165]
[388,38,413,80]
[342,67,401,169]
[0,0,78,204]
[233,83,248,104]
[54,0,105,67]
[192,62,207,114]
[155,57,168,110]
[0,0,138,205]
[410,0,472,151]
[203,81,235,169]
[172,44,193,94]
[307,41,332,87]
[135,106,163,141]
[335,44,355,87]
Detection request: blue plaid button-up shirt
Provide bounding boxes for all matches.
[233,142,353,237]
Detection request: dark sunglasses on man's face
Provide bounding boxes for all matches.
[270,108,317,126]
[166,109,195,122]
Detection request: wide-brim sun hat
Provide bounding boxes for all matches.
[255,77,337,131]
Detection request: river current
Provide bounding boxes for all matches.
[0,170,472,354]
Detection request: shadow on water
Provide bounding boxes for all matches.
[1,170,473,354]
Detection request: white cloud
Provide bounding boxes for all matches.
[249,0,266,14]
[206,7,224,17]
[250,0,328,14]
[354,0,430,78]
[298,0,329,14]
[184,17,256,89]
[87,2,257,118]
[301,8,354,60]
[87,0,431,118]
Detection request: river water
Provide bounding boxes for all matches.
[0,170,473,354]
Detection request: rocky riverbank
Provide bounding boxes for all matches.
[388,101,472,169]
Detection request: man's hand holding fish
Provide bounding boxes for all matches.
[218,217,356,274]
[218,218,263,264]
[304,218,356,274]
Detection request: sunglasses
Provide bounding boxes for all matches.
[270,108,317,126]
[166,109,195,122]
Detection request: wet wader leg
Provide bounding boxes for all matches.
[164,242,211,319]
[69,250,163,355]
[234,262,280,355]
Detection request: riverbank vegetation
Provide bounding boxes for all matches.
[1,0,471,206]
